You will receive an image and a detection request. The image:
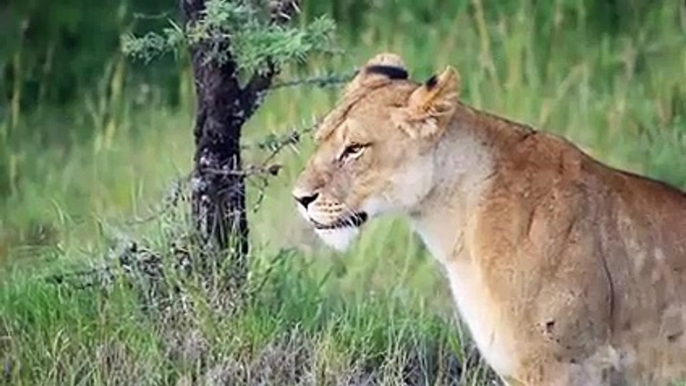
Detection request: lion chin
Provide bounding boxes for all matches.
[314,227,360,251]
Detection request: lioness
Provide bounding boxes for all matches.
[291,52,686,385]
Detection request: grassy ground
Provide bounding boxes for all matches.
[1,1,686,385]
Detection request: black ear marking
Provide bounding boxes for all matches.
[425,74,438,89]
[365,65,409,80]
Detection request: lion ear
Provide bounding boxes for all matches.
[344,52,409,94]
[399,66,460,139]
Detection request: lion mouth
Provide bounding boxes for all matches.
[312,212,368,230]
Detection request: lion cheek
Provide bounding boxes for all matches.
[389,158,435,209]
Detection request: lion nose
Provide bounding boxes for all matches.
[294,192,319,209]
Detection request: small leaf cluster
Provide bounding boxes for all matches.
[121,0,336,75]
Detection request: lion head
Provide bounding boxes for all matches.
[292,53,461,250]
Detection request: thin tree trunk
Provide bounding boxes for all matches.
[179,0,294,288]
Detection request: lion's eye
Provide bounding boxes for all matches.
[340,143,367,161]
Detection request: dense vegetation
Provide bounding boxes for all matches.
[1,0,685,384]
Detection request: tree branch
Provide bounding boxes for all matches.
[268,0,302,23]
[241,60,277,119]
[239,0,302,117]
[269,71,357,90]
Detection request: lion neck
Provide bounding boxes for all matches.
[409,102,528,264]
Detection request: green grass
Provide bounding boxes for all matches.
[2,0,686,384]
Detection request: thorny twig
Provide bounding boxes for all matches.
[248,117,319,211]
[198,116,319,212]
[205,164,282,177]
[124,116,319,225]
[133,11,174,20]
[43,241,175,290]
[269,71,356,90]
[45,264,117,290]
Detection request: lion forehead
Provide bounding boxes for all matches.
[315,82,417,143]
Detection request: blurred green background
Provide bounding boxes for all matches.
[1,1,685,384]
[1,0,684,257]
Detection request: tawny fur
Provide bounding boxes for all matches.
[292,52,686,386]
